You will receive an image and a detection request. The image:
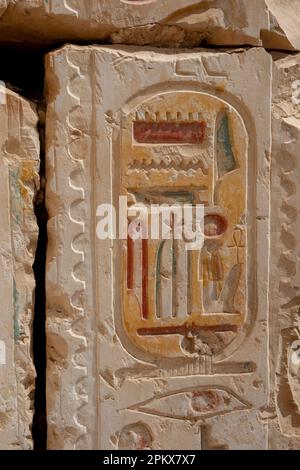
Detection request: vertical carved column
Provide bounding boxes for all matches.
[0,84,39,449]
[269,53,300,449]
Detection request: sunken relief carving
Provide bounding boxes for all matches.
[118,89,250,363]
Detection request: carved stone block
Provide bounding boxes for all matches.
[269,52,300,450]
[263,0,300,50]
[45,45,271,449]
[0,83,39,449]
[0,0,281,49]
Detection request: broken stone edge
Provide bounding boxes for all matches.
[0,85,40,449]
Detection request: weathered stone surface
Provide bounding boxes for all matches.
[45,45,272,449]
[1,1,300,50]
[1,1,299,50]
[0,0,270,47]
[264,0,300,50]
[1,0,300,50]
[269,53,300,450]
[0,83,39,449]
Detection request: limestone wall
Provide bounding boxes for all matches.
[0,0,299,451]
